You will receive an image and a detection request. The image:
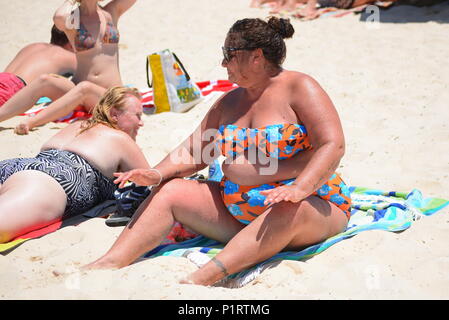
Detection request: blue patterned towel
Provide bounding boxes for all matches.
[142,186,449,287]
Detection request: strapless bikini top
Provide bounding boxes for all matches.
[214,123,312,160]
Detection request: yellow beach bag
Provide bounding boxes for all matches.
[146,49,202,113]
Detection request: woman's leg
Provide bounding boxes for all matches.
[0,74,75,123]
[14,81,106,135]
[86,178,348,286]
[85,178,245,269]
[185,195,349,285]
[0,170,67,243]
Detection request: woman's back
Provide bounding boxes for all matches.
[41,121,130,179]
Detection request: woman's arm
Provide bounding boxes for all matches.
[118,135,151,172]
[53,0,75,32]
[291,74,345,193]
[104,0,137,19]
[153,97,223,181]
[261,73,345,204]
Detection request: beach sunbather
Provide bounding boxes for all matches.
[85,17,352,286]
[251,0,300,12]
[294,0,382,19]
[251,0,447,20]
[0,0,136,135]
[0,25,76,107]
[0,86,149,243]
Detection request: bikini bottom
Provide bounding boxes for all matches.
[0,149,117,217]
[219,173,351,225]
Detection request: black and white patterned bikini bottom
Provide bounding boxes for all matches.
[0,149,117,217]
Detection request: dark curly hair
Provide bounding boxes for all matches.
[50,24,70,47]
[227,16,295,67]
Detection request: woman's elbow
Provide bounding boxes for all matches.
[53,14,66,30]
[324,140,345,160]
[337,141,345,158]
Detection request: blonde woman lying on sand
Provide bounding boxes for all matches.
[85,17,352,286]
[0,0,136,135]
[0,86,149,243]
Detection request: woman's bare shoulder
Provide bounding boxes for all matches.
[215,87,242,109]
[283,70,316,84]
[281,70,324,96]
[95,124,132,141]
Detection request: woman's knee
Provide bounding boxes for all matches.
[75,81,96,95]
[35,74,63,87]
[152,178,189,202]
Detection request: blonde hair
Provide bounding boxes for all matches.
[79,86,141,134]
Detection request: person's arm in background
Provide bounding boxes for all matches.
[104,0,137,20]
[53,0,75,32]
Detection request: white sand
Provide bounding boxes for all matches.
[1,0,449,299]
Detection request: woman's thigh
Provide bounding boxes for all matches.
[0,170,67,242]
[151,178,245,243]
[288,196,348,250]
[33,74,76,100]
[251,195,349,251]
[72,81,106,112]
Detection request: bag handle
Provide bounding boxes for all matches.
[146,55,152,88]
[172,52,191,82]
[146,51,191,88]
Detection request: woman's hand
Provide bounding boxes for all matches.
[113,168,162,188]
[260,184,310,206]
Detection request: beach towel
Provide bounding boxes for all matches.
[0,200,117,254]
[21,80,237,122]
[142,187,449,288]
[0,185,198,254]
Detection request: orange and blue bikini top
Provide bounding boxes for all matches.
[75,21,120,52]
[214,123,312,160]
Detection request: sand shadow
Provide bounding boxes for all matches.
[359,0,449,23]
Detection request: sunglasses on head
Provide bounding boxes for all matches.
[222,46,257,63]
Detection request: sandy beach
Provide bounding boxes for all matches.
[0,0,448,300]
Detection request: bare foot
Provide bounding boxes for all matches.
[81,257,122,271]
[14,122,30,135]
[178,276,195,285]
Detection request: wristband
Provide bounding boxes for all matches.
[148,168,163,187]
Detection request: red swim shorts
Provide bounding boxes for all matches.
[0,72,26,107]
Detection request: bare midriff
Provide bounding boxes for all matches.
[72,44,122,87]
